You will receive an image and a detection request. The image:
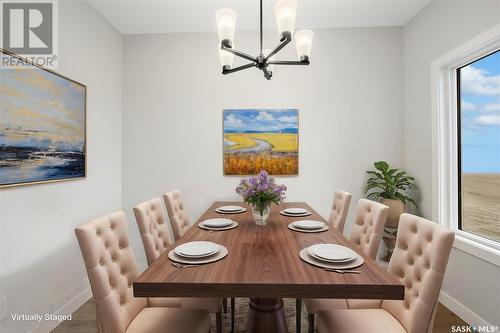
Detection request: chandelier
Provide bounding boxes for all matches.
[216,0,313,80]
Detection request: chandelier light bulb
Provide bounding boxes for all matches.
[219,43,235,68]
[295,29,313,60]
[216,8,237,43]
[275,0,297,38]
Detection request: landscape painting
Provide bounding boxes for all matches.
[0,50,86,188]
[223,109,298,175]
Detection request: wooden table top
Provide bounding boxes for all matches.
[134,201,404,300]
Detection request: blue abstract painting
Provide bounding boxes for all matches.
[0,51,86,187]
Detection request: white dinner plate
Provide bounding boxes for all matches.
[174,241,220,258]
[308,244,357,262]
[284,207,308,215]
[201,218,234,228]
[308,251,355,263]
[218,205,245,212]
[280,210,311,217]
[292,220,325,230]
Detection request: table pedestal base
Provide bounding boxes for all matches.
[246,298,288,333]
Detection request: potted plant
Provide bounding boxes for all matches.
[365,161,418,260]
[236,170,287,225]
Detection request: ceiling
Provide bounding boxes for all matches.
[87,0,432,35]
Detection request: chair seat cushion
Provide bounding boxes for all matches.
[126,307,209,333]
[304,298,347,314]
[148,297,182,308]
[317,309,406,333]
[181,297,222,313]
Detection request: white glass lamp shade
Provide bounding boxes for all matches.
[219,44,234,67]
[263,49,276,72]
[295,29,313,59]
[275,0,297,37]
[216,8,237,43]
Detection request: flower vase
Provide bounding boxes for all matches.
[251,203,272,226]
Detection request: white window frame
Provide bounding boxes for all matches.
[431,23,500,267]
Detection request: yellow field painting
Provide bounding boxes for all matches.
[224,133,298,152]
[223,109,299,175]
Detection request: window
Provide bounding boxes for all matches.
[432,25,500,263]
[457,50,500,243]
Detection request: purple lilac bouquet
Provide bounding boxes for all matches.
[235,170,287,215]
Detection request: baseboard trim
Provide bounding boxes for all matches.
[439,290,491,327]
[31,287,92,333]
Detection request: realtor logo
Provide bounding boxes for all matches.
[1,0,58,67]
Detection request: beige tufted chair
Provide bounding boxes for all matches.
[133,198,173,266]
[75,211,209,333]
[328,190,352,234]
[304,199,389,332]
[297,190,353,331]
[162,192,236,332]
[133,198,224,332]
[349,198,389,259]
[317,213,455,333]
[163,190,190,241]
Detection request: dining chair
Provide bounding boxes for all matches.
[304,198,389,332]
[328,190,352,234]
[163,190,236,331]
[317,213,455,333]
[134,197,224,332]
[296,190,352,332]
[163,190,190,241]
[74,211,210,333]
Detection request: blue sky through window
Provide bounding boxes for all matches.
[460,50,500,173]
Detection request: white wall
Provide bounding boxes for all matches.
[0,1,122,332]
[403,0,500,326]
[122,27,404,263]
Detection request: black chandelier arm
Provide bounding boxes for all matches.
[221,42,258,62]
[222,62,256,75]
[263,32,292,62]
[268,58,310,66]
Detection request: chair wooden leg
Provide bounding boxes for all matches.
[296,298,302,333]
[231,298,235,333]
[96,308,103,333]
[216,311,223,333]
[308,313,314,333]
[223,298,228,313]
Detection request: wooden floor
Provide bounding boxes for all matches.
[52,298,467,333]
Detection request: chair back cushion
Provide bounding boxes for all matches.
[163,190,190,240]
[382,213,455,333]
[350,199,388,259]
[75,211,146,333]
[134,198,173,265]
[328,190,352,233]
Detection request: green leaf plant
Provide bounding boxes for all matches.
[365,161,418,209]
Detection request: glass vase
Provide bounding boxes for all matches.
[251,203,272,226]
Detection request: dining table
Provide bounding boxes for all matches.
[133,201,404,333]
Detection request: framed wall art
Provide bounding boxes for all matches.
[223,109,298,175]
[0,49,86,188]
